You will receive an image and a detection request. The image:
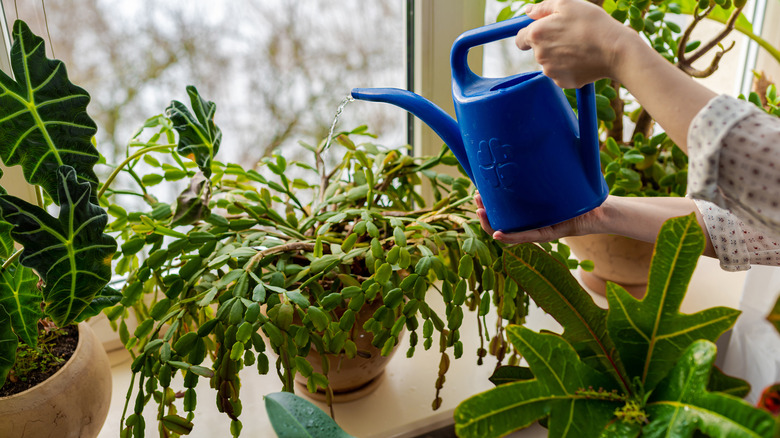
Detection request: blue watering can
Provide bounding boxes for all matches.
[351,15,608,232]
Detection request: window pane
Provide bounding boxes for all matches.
[1,1,406,166]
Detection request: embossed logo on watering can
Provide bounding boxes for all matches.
[351,15,608,232]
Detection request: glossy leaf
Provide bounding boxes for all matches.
[74,285,123,322]
[0,305,18,386]
[171,171,212,226]
[0,166,117,326]
[167,86,221,177]
[0,221,14,259]
[644,340,775,437]
[607,213,740,392]
[264,392,354,438]
[503,243,630,393]
[455,326,620,438]
[0,20,99,205]
[0,262,42,346]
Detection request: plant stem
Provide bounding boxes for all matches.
[97,144,175,200]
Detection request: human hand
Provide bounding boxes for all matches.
[475,192,609,244]
[515,0,637,88]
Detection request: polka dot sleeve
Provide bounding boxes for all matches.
[693,199,780,271]
[688,95,780,270]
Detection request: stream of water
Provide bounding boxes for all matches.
[321,95,354,153]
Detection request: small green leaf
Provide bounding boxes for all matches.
[167,86,222,177]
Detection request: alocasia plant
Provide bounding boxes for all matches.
[0,20,118,386]
[454,214,776,437]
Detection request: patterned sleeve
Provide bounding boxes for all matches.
[687,94,780,270]
[693,199,780,271]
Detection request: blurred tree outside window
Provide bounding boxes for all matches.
[0,0,406,170]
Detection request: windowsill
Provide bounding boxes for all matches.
[95,255,745,438]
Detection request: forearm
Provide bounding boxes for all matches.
[595,195,716,257]
[611,31,717,152]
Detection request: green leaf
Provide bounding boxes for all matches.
[74,285,123,322]
[0,21,100,205]
[644,340,774,437]
[708,366,751,398]
[488,365,534,386]
[0,222,14,259]
[454,326,620,438]
[0,263,41,346]
[171,171,212,226]
[167,86,222,177]
[502,243,630,393]
[264,392,355,438]
[0,166,117,326]
[0,305,18,386]
[606,214,739,392]
[768,293,780,335]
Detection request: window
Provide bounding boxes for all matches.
[0,1,407,167]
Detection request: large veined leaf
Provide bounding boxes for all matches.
[0,221,14,259]
[455,326,620,438]
[264,392,355,438]
[73,285,122,323]
[0,20,99,205]
[455,215,763,437]
[503,243,630,393]
[644,340,775,437]
[0,305,18,386]
[607,213,740,392]
[0,262,42,346]
[0,166,117,326]
[167,86,221,177]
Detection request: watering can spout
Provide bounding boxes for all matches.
[350,88,474,181]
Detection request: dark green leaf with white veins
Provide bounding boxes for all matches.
[0,262,42,346]
[73,285,123,323]
[455,326,620,438]
[167,86,221,177]
[0,166,117,326]
[644,340,775,437]
[0,20,99,205]
[0,305,18,386]
[607,214,740,392]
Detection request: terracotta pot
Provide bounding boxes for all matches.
[295,298,400,402]
[0,322,113,438]
[564,234,655,299]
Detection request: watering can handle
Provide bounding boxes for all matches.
[451,15,597,151]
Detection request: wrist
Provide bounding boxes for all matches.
[609,27,652,85]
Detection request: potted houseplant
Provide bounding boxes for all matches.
[0,21,118,438]
[100,73,589,435]
[453,213,778,437]
[497,0,780,296]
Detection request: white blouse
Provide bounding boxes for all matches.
[687,94,780,271]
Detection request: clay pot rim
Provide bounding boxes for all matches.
[0,322,87,401]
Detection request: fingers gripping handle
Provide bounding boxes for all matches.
[450,15,533,84]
